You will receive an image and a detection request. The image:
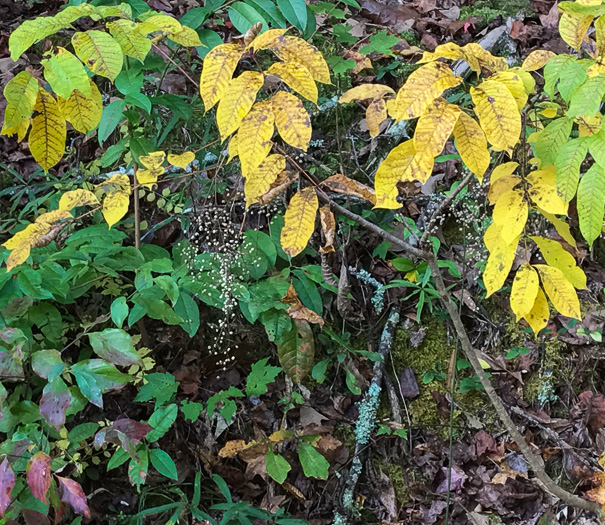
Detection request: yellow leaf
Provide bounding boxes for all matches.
[107,20,151,63]
[257,170,298,205]
[228,135,238,163]
[238,100,275,177]
[199,43,244,111]
[339,84,395,103]
[535,264,581,319]
[4,223,51,272]
[366,98,387,138]
[492,190,528,243]
[137,14,182,35]
[528,183,569,215]
[266,61,318,104]
[483,221,502,253]
[42,47,91,100]
[510,263,540,320]
[578,113,603,136]
[72,30,124,81]
[102,190,130,228]
[272,91,311,150]
[168,26,203,47]
[57,79,103,134]
[1,120,30,141]
[9,17,66,61]
[559,13,593,51]
[483,234,520,297]
[322,174,376,204]
[390,61,461,121]
[461,43,508,73]
[521,50,555,71]
[490,161,519,184]
[509,66,536,94]
[596,15,605,58]
[216,71,264,140]
[167,151,195,169]
[37,210,73,225]
[280,187,319,257]
[59,189,100,210]
[140,151,166,171]
[540,108,558,119]
[417,42,466,64]
[538,207,577,249]
[530,236,586,289]
[488,174,521,204]
[453,111,490,182]
[319,206,336,253]
[1,71,39,131]
[136,169,162,188]
[374,139,434,209]
[244,154,286,207]
[414,97,460,156]
[270,36,331,84]
[471,80,521,154]
[523,287,550,335]
[489,70,528,110]
[247,28,288,51]
[29,89,66,172]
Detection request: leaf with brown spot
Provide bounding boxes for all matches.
[26,452,52,503]
[277,319,315,383]
[319,207,336,254]
[280,187,318,257]
[322,174,376,204]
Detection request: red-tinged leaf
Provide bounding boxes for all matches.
[22,509,50,525]
[277,319,315,383]
[56,477,91,518]
[0,458,15,517]
[40,379,72,431]
[26,451,52,503]
[112,418,152,441]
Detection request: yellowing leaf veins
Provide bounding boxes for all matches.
[559,13,593,51]
[270,36,331,84]
[272,91,311,150]
[107,20,152,63]
[216,71,264,140]
[266,61,318,104]
[57,79,103,134]
[535,264,581,319]
[510,263,540,320]
[414,97,460,156]
[29,89,67,172]
[199,43,244,111]
[452,111,490,182]
[280,187,319,257]
[72,30,124,81]
[238,100,275,177]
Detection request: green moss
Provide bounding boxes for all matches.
[373,457,411,506]
[400,30,420,47]
[460,0,531,23]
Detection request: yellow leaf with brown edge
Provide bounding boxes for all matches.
[167,151,195,169]
[461,43,508,73]
[523,287,550,335]
[471,80,521,154]
[530,236,586,289]
[365,98,387,138]
[452,111,490,182]
[266,61,318,103]
[559,13,593,51]
[521,50,555,72]
[374,139,434,209]
[59,189,100,211]
[245,154,285,207]
[414,97,460,156]
[238,100,275,177]
[281,284,324,326]
[280,187,318,257]
[219,440,247,458]
[29,89,66,172]
[537,207,577,249]
[483,234,520,297]
[510,263,540,320]
[258,170,298,205]
[57,79,103,134]
[492,189,528,243]
[272,90,311,150]
[489,70,528,110]
[390,61,461,121]
[322,174,376,204]
[199,43,244,111]
[488,174,521,205]
[247,28,288,51]
[528,184,569,215]
[339,84,395,103]
[270,36,330,84]
[535,264,581,319]
[319,206,336,254]
[217,71,264,140]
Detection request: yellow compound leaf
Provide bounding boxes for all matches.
[216,71,264,141]
[559,13,593,51]
[528,183,569,215]
[488,174,521,205]
[523,287,550,335]
[272,90,312,150]
[238,100,275,177]
[339,84,395,103]
[57,79,103,134]
[453,111,490,182]
[4,223,52,272]
[492,190,528,243]
[491,161,519,183]
[471,80,521,154]
[489,70,528,110]
[510,263,540,320]
[42,47,91,100]
[1,71,38,132]
[319,206,336,254]
[374,139,434,208]
[390,61,461,120]
[107,20,151,63]
[522,50,555,71]
[266,61,318,104]
[322,174,376,204]
[530,236,586,289]
[535,264,581,319]
[270,36,331,84]
[199,43,244,111]
[483,234,520,297]
[247,28,288,51]
[414,97,460,156]
[72,30,124,81]
[29,89,66,173]
[280,187,319,257]
[538,207,577,249]
[59,189,100,210]
[366,98,387,138]
[167,151,195,169]
[244,153,286,207]
[102,190,130,228]
[168,26,203,47]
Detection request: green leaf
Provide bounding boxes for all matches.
[72,369,103,407]
[174,293,200,337]
[246,358,281,396]
[133,296,184,325]
[228,3,268,33]
[534,117,573,166]
[146,404,178,442]
[149,449,178,480]
[68,422,99,445]
[31,349,64,380]
[333,24,357,45]
[276,0,307,31]
[297,442,329,479]
[277,320,315,383]
[71,30,124,81]
[98,99,126,145]
[107,447,130,471]
[195,29,223,59]
[265,449,291,484]
[543,54,575,98]
[134,373,179,408]
[567,76,605,119]
[244,0,286,27]
[206,387,243,421]
[89,328,139,366]
[111,297,129,329]
[345,368,361,395]
[261,309,293,344]
[128,446,148,487]
[360,30,399,56]
[555,137,588,201]
[42,47,91,100]
[292,270,322,314]
[557,61,586,102]
[181,400,204,422]
[577,163,605,246]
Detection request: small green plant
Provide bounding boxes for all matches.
[421,362,447,384]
